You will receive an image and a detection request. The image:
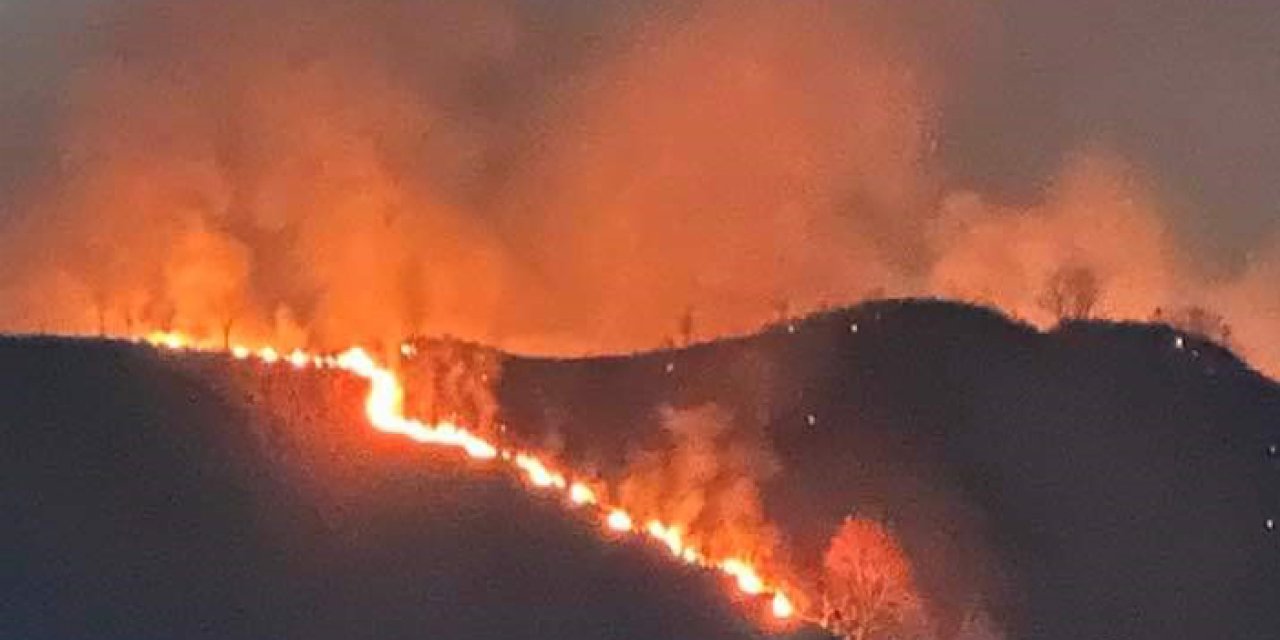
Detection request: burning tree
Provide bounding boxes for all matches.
[1038,264,1100,320]
[822,516,923,640]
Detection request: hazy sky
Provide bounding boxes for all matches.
[936,0,1280,265]
[3,0,1275,262]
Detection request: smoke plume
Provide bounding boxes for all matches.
[618,404,782,572]
[0,0,1277,377]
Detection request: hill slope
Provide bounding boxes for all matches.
[0,338,789,640]
[499,300,1280,639]
[2,299,1277,639]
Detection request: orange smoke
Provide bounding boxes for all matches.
[617,404,785,587]
[143,331,799,626]
[3,0,1275,378]
[927,151,1178,325]
[0,0,933,356]
[0,0,1276,379]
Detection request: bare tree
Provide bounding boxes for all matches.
[679,306,695,347]
[1038,265,1100,320]
[221,316,236,350]
[822,516,923,640]
[90,288,110,337]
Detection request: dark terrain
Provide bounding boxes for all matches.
[2,300,1277,639]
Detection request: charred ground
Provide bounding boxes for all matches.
[1,299,1277,639]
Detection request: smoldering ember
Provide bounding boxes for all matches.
[0,2,1277,640]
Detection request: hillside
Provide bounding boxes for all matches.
[499,300,1280,639]
[0,338,798,640]
[1,299,1277,639]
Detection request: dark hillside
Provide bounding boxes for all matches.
[500,299,1280,639]
[0,338,789,640]
[2,298,1276,640]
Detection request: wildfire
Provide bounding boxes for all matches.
[140,332,799,625]
[606,509,634,532]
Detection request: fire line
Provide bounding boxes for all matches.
[142,331,798,625]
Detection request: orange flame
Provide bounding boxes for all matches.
[606,509,634,532]
[141,332,798,623]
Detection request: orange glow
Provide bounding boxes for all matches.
[606,509,634,532]
[569,482,597,506]
[141,331,800,624]
[145,331,188,350]
[646,521,687,557]
[334,347,499,460]
[721,558,765,595]
[515,453,567,489]
[288,349,309,369]
[771,592,795,619]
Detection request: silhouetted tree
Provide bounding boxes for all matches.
[679,307,695,347]
[90,288,109,336]
[1038,265,1100,320]
[221,317,235,350]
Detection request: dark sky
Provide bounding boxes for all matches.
[936,0,1280,263]
[2,0,1276,262]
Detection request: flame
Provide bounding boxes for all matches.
[569,482,597,506]
[515,453,568,489]
[288,349,309,369]
[721,558,765,595]
[771,592,795,619]
[646,521,689,557]
[141,331,798,623]
[145,330,188,350]
[335,348,500,460]
[606,509,634,532]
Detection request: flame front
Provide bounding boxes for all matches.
[142,333,798,624]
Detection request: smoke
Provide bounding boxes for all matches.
[618,404,782,571]
[924,149,1280,375]
[0,0,1277,377]
[927,150,1178,323]
[498,0,936,349]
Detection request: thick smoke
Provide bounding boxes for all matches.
[618,404,783,572]
[0,0,1276,377]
